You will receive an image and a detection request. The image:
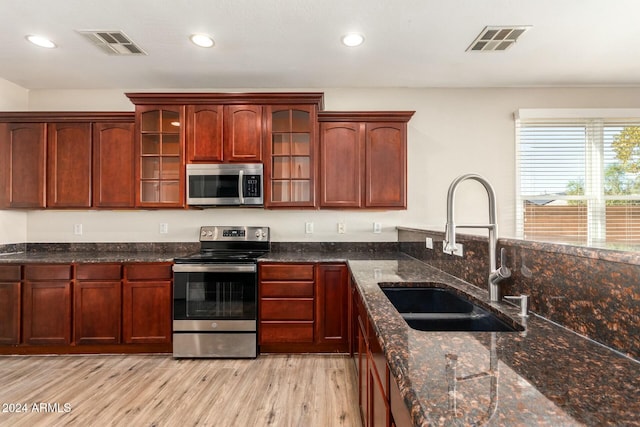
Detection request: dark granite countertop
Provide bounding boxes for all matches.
[0,251,191,264]
[348,257,640,426]
[259,250,402,263]
[2,247,638,425]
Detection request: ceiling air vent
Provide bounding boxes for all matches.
[77,30,147,55]
[466,26,530,52]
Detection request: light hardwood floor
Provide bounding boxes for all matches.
[0,354,362,427]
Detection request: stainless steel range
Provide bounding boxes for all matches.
[172,226,270,358]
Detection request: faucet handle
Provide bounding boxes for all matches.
[504,294,529,317]
[498,248,511,277]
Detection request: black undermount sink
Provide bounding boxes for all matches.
[380,286,522,332]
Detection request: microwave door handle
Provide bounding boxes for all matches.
[238,170,245,204]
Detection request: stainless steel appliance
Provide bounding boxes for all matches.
[172,226,270,358]
[186,163,263,206]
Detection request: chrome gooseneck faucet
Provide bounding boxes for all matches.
[444,174,511,301]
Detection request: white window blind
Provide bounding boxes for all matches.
[515,110,640,250]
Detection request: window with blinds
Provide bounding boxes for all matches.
[515,109,640,250]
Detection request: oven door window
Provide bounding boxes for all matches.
[189,174,239,199]
[174,271,256,320]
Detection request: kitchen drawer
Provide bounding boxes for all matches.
[124,263,172,281]
[261,281,314,298]
[261,299,314,320]
[260,264,314,281]
[25,264,72,281]
[259,322,314,343]
[0,265,21,281]
[76,263,122,281]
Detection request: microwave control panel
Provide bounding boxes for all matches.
[243,175,261,197]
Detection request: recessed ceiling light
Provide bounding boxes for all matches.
[190,34,215,48]
[26,35,57,49]
[341,33,365,47]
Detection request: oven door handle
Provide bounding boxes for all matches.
[172,264,256,273]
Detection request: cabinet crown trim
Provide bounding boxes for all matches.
[126,92,324,109]
[0,112,135,122]
[318,111,415,122]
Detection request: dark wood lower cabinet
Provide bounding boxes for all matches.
[390,373,413,427]
[369,332,390,427]
[74,281,121,345]
[74,263,122,345]
[122,281,172,344]
[357,311,369,423]
[316,264,349,351]
[0,281,21,345]
[123,263,172,345]
[352,275,409,427]
[23,280,72,345]
[258,262,349,353]
[369,356,389,427]
[259,263,316,350]
[0,262,172,354]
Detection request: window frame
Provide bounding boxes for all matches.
[515,108,640,249]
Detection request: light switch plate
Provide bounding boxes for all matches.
[159,223,169,234]
[373,222,382,233]
[305,222,314,234]
[338,222,346,234]
[73,224,83,235]
[425,237,433,249]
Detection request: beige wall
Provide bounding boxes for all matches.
[0,78,28,244]
[17,86,640,243]
[0,78,28,110]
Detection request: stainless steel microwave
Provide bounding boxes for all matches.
[186,164,263,206]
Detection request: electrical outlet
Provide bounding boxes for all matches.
[442,240,464,257]
[425,237,433,249]
[159,223,169,234]
[305,222,314,234]
[373,222,382,234]
[338,222,346,234]
[73,224,83,235]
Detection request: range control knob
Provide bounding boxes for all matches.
[201,229,207,237]
[255,230,262,238]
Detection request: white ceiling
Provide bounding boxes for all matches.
[2,0,640,90]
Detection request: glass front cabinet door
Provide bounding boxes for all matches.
[265,105,317,208]
[136,105,185,207]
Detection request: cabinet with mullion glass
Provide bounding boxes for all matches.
[265,105,317,207]
[136,106,184,207]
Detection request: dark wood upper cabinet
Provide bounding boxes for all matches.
[264,105,318,208]
[365,122,407,208]
[0,112,135,210]
[186,105,224,162]
[223,105,263,162]
[92,122,135,208]
[134,105,185,207]
[0,122,46,208]
[318,112,414,209]
[0,95,414,212]
[47,122,92,208]
[319,122,364,208]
